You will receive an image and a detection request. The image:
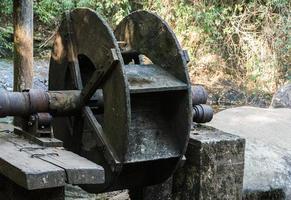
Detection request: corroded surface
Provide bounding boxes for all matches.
[49,9,192,192]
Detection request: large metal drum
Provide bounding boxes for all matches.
[49,8,192,192]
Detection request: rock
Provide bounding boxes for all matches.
[65,185,130,200]
[242,140,288,200]
[65,185,96,200]
[109,192,130,200]
[271,84,291,108]
[207,106,291,199]
[0,59,49,91]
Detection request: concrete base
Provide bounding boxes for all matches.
[173,125,245,200]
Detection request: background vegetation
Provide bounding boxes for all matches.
[0,0,290,106]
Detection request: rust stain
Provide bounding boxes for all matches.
[51,32,66,64]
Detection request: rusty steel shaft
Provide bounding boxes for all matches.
[0,85,213,124]
[0,89,82,117]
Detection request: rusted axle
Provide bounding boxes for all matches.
[0,89,82,117]
[0,86,213,123]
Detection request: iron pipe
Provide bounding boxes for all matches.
[0,90,82,117]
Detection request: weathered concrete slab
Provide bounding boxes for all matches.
[0,125,104,190]
[173,125,245,200]
[208,106,291,199]
[208,106,291,150]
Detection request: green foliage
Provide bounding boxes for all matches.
[77,0,132,25]
[0,0,289,90]
[0,0,12,16]
[0,26,13,58]
[92,0,132,25]
[34,0,75,25]
[33,0,132,27]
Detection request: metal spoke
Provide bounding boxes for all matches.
[83,106,121,171]
[80,49,119,105]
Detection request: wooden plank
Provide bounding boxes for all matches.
[0,133,66,190]
[0,131,104,190]
[30,147,105,185]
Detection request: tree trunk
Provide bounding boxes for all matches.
[13,0,33,92]
[13,0,34,128]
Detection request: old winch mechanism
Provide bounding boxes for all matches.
[0,8,213,192]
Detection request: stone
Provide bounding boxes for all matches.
[271,84,291,108]
[65,185,97,200]
[65,185,130,200]
[208,106,291,199]
[173,125,245,200]
[129,178,172,200]
[241,140,288,200]
[0,59,49,91]
[109,192,130,200]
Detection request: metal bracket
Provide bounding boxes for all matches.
[14,113,63,147]
[27,113,53,138]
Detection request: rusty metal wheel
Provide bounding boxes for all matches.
[49,8,130,192]
[49,9,192,192]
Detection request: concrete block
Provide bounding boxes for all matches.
[173,125,245,200]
